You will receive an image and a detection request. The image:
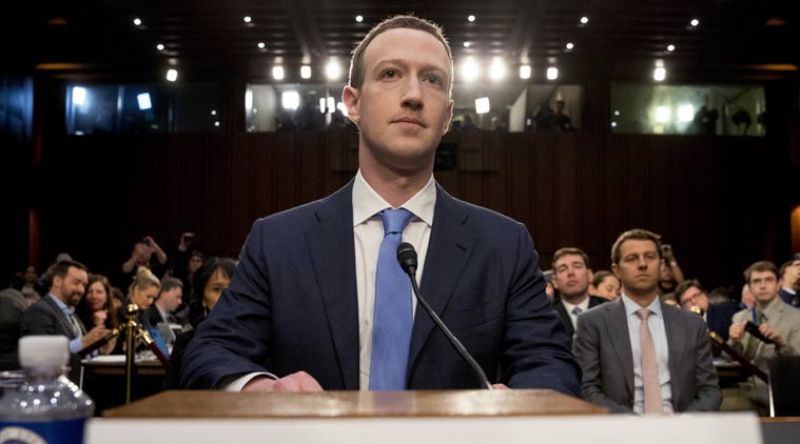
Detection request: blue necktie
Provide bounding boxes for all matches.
[369,208,414,390]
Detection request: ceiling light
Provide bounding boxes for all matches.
[281,91,300,110]
[325,59,342,80]
[519,65,532,80]
[460,57,480,82]
[653,66,666,82]
[690,18,700,27]
[611,122,618,128]
[243,16,252,23]
[319,98,327,114]
[614,110,620,116]
[489,58,506,81]
[463,41,471,48]
[211,110,217,116]
[355,15,363,23]
[133,18,142,26]
[166,69,178,82]
[272,66,285,81]
[566,42,574,50]
[546,66,559,81]
[468,15,476,22]
[677,104,695,123]
[475,97,490,115]
[667,44,675,52]
[156,43,165,51]
[300,65,312,79]
[580,16,589,25]
[655,106,670,123]
[257,42,266,49]
[214,121,220,127]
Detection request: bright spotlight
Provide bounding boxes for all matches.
[655,106,671,123]
[546,66,559,80]
[325,59,342,80]
[475,97,490,115]
[166,69,178,82]
[300,65,312,79]
[281,91,300,110]
[272,66,285,81]
[653,66,666,82]
[677,104,695,122]
[489,58,506,81]
[137,93,152,110]
[72,86,87,106]
[460,57,480,82]
[519,65,532,80]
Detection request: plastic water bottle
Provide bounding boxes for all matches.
[0,336,94,444]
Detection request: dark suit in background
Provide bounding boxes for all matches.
[705,300,740,341]
[574,298,721,413]
[552,294,606,339]
[181,182,580,393]
[20,295,85,382]
[0,289,27,370]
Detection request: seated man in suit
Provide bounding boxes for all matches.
[728,261,800,414]
[147,277,184,327]
[777,259,800,307]
[20,260,109,382]
[181,15,580,394]
[574,229,721,413]
[550,247,606,343]
[676,279,739,342]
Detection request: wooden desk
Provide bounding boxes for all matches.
[103,389,606,418]
[81,357,166,413]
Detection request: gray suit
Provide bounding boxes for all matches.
[574,298,721,413]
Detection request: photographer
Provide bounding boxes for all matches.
[657,243,685,295]
[122,235,168,280]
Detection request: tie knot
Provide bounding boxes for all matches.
[636,307,650,321]
[572,307,583,316]
[380,208,413,235]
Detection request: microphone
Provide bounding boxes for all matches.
[396,242,493,390]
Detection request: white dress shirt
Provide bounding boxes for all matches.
[223,171,436,391]
[561,296,590,330]
[621,293,674,414]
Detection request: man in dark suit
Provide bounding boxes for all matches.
[574,229,721,413]
[550,247,606,341]
[777,259,799,307]
[181,15,580,394]
[20,260,109,382]
[146,277,183,327]
[675,279,738,342]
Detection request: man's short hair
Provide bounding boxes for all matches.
[552,247,590,269]
[744,261,778,283]
[348,15,453,96]
[778,259,799,279]
[675,279,703,302]
[610,228,663,265]
[159,277,183,295]
[591,270,615,288]
[52,260,88,279]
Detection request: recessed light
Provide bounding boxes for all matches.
[580,16,589,25]
[690,18,700,27]
[463,41,471,48]
[257,42,266,49]
[468,15,476,22]
[667,44,675,52]
[133,18,142,26]
[355,15,363,23]
[243,16,252,23]
[566,42,574,50]
[156,43,165,51]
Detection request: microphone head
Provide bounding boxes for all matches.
[396,242,418,275]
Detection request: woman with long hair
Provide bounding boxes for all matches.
[76,274,119,354]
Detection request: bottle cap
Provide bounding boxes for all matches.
[19,336,69,369]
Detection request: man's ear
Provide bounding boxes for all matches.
[342,86,360,126]
[441,99,454,135]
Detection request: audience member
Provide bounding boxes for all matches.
[550,247,606,341]
[778,258,800,307]
[0,288,27,370]
[740,283,754,309]
[115,267,161,354]
[728,261,800,414]
[709,285,735,305]
[590,271,620,301]
[657,243,685,295]
[20,266,41,305]
[147,277,183,327]
[75,274,119,355]
[171,232,203,291]
[574,228,720,413]
[166,257,236,389]
[122,236,168,280]
[20,260,109,382]
[676,279,739,342]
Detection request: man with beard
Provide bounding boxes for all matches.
[21,260,109,382]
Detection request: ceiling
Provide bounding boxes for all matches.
[4,0,798,82]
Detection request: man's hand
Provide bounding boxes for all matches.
[242,371,323,392]
[492,383,509,390]
[729,322,745,342]
[81,325,110,348]
[759,324,785,348]
[93,309,108,327]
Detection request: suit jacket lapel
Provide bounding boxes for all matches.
[605,299,634,398]
[44,295,79,339]
[663,306,686,408]
[305,181,360,389]
[407,186,476,376]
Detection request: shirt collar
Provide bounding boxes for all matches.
[352,169,436,227]
[621,292,662,318]
[561,296,590,313]
[48,293,75,315]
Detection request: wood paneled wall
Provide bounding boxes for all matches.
[27,127,789,291]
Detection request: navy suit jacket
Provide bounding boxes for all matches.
[181,181,580,394]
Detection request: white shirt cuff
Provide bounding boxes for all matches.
[220,372,278,392]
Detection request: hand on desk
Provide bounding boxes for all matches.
[242,371,323,392]
[492,383,509,390]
